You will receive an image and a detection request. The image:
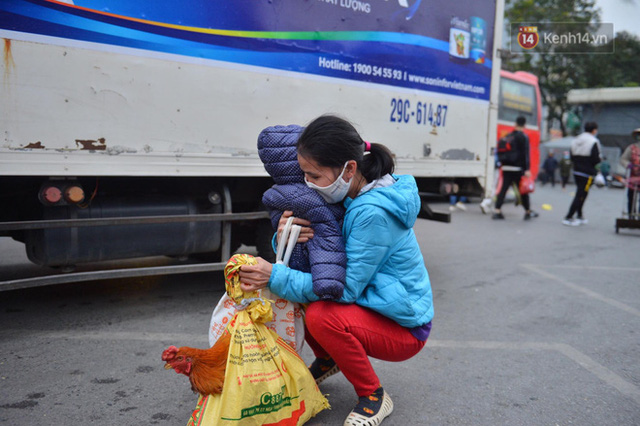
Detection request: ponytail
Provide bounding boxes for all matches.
[361,142,395,182]
[297,114,395,182]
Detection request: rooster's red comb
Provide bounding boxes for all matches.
[161,345,179,362]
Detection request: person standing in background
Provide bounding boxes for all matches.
[559,151,572,190]
[598,156,611,187]
[619,128,640,217]
[541,151,559,187]
[562,122,602,226]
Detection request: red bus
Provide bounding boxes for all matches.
[497,70,543,180]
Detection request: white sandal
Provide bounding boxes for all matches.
[343,390,394,426]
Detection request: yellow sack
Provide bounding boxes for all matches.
[187,254,329,426]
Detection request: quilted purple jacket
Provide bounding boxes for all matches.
[258,125,346,300]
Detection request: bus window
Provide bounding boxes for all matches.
[498,77,538,128]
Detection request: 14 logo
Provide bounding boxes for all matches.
[518,26,539,49]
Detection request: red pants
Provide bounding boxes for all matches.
[304,301,427,397]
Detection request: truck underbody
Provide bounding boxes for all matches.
[0,174,486,290]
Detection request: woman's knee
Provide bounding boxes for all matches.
[305,301,342,334]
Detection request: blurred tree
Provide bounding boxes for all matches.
[503,0,602,136]
[577,31,640,88]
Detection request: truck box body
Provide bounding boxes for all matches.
[0,0,503,278]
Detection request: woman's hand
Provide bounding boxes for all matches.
[278,210,314,243]
[238,257,273,292]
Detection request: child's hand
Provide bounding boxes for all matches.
[278,211,314,243]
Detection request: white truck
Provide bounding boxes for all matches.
[0,0,504,289]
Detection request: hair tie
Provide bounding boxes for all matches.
[364,141,371,152]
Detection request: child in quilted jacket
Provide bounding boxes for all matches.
[240,114,434,426]
[258,125,346,300]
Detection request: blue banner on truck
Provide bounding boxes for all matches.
[1,0,495,100]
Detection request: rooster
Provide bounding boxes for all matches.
[162,331,231,395]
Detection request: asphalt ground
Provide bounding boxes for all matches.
[0,182,638,425]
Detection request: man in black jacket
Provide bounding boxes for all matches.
[562,121,602,226]
[492,116,539,220]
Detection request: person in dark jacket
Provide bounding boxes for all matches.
[562,121,602,226]
[258,125,346,300]
[492,116,539,220]
[541,151,559,187]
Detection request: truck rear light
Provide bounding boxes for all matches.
[64,185,85,203]
[41,186,62,204]
[39,180,85,206]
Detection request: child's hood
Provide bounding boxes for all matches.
[257,125,305,185]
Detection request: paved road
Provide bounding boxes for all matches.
[0,183,638,425]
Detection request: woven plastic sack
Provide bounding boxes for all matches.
[188,254,329,426]
[209,289,305,352]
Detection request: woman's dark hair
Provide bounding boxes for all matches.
[297,115,395,182]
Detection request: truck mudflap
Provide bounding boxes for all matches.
[418,195,452,223]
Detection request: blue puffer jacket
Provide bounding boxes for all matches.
[268,174,434,328]
[258,125,346,300]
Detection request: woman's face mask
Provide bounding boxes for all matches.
[303,161,351,204]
